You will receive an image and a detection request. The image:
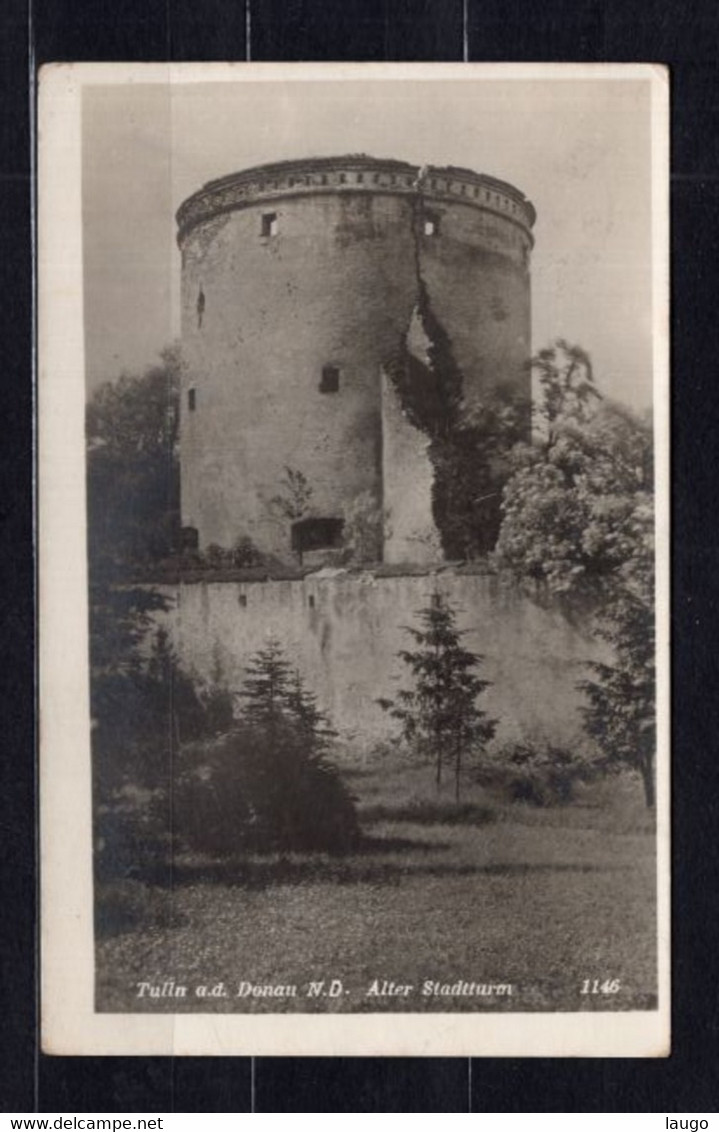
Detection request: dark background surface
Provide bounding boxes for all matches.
[2,0,718,1113]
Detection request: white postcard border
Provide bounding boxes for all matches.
[39,61,670,1058]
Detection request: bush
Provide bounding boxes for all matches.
[478,741,594,807]
[92,625,235,795]
[92,621,235,882]
[230,535,264,568]
[174,722,360,856]
[94,786,172,885]
[95,878,175,937]
[362,799,496,826]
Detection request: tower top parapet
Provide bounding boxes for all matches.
[176,154,536,245]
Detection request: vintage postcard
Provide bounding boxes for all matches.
[39,62,669,1056]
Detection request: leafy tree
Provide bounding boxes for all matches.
[531,338,601,439]
[86,344,181,570]
[379,592,496,801]
[86,344,186,833]
[581,500,656,807]
[494,339,656,806]
[495,340,651,601]
[91,589,235,881]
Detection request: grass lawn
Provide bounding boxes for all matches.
[96,765,657,1013]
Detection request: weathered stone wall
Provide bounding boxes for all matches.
[419,201,532,411]
[177,157,534,560]
[150,571,602,753]
[381,369,441,564]
[179,192,416,555]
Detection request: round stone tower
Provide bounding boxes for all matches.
[176,155,535,561]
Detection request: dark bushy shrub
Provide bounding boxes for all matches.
[479,741,593,807]
[174,722,360,855]
[231,535,264,568]
[92,623,235,881]
[95,878,175,938]
[361,799,496,826]
[92,626,234,794]
[94,786,173,885]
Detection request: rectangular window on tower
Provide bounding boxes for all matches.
[424,211,440,237]
[319,365,340,393]
[188,388,196,411]
[261,212,278,237]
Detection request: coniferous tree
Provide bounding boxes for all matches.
[179,639,359,853]
[379,592,497,801]
[238,639,337,753]
[238,638,294,731]
[284,669,337,753]
[86,345,181,569]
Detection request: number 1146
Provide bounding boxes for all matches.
[580,978,621,995]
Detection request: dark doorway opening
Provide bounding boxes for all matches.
[291,517,344,556]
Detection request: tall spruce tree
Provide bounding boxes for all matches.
[379,591,497,801]
[238,639,336,756]
[208,638,359,852]
[238,638,294,731]
[284,669,336,753]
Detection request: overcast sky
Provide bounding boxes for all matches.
[82,73,655,408]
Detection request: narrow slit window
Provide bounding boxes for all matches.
[188,388,196,412]
[261,212,278,237]
[181,526,199,550]
[239,593,247,608]
[320,365,340,393]
[424,211,440,237]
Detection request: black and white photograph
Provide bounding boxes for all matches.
[39,62,669,1057]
